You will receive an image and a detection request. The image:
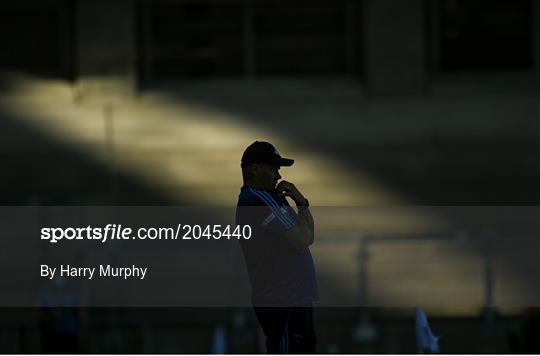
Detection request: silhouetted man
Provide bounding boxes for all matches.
[236,141,318,354]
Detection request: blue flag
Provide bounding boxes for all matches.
[415,308,440,353]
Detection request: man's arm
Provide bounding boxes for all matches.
[297,204,314,244]
[277,181,315,249]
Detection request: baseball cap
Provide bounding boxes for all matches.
[241,141,294,167]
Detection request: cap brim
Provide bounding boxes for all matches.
[279,158,294,167]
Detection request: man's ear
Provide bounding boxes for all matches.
[251,163,260,177]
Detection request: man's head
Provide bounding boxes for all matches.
[241,141,294,190]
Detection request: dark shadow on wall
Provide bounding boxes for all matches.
[0,0,75,83]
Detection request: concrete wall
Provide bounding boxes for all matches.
[364,0,428,96]
[75,0,136,100]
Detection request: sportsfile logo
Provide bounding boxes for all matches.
[41,224,136,243]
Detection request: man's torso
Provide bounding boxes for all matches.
[236,186,318,307]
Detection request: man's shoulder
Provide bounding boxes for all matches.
[237,187,297,231]
[237,187,272,206]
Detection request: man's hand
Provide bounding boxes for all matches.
[276,180,307,206]
[277,180,315,248]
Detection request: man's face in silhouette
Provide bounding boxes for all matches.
[252,163,281,191]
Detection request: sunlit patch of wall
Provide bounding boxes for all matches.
[1,75,409,211]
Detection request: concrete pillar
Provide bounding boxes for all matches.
[75,0,137,101]
[364,0,428,96]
